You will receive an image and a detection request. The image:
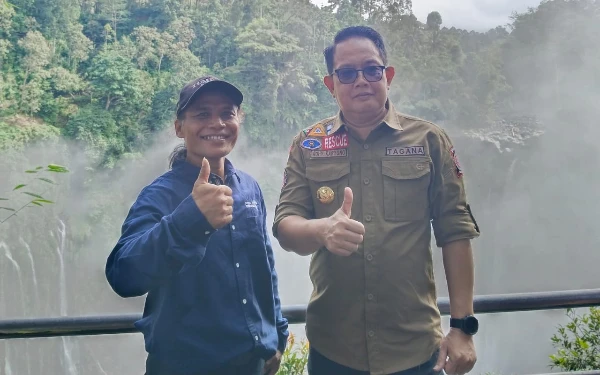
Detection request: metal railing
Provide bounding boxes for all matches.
[1,288,599,340]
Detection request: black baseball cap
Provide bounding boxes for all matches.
[175,76,244,117]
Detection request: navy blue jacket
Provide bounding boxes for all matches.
[105,158,288,374]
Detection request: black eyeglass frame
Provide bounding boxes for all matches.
[332,65,387,84]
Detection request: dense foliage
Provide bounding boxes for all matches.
[1,0,597,164]
[550,307,600,371]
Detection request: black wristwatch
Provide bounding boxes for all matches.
[450,315,479,335]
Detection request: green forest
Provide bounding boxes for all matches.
[1,0,598,167]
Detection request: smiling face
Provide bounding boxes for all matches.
[174,91,240,167]
[324,36,395,120]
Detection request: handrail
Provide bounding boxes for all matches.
[1,288,599,340]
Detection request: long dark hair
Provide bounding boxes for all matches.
[168,110,188,169]
[168,143,187,169]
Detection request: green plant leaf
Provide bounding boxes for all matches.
[36,166,44,170]
[13,184,26,190]
[23,192,44,199]
[47,164,69,173]
[30,201,43,206]
[33,199,54,204]
[0,207,16,211]
[0,198,8,200]
[37,177,55,184]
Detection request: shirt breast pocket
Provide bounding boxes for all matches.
[382,159,431,222]
[305,162,350,219]
[244,197,260,218]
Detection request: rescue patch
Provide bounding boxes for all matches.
[310,149,347,158]
[300,138,322,150]
[385,146,425,156]
[449,147,463,178]
[323,131,348,151]
[307,123,327,137]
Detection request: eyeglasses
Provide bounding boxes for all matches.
[333,65,386,84]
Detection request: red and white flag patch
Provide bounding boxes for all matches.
[449,147,463,178]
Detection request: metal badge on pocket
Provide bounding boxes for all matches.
[316,186,335,204]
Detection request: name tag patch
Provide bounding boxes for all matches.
[310,149,347,158]
[323,132,348,150]
[385,146,425,156]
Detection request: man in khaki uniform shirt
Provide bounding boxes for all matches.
[273,26,481,375]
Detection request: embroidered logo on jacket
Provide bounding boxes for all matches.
[307,123,327,137]
[301,138,322,150]
[245,200,258,209]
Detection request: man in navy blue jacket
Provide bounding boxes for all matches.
[105,76,289,375]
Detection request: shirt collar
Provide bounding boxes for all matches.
[173,158,240,184]
[327,99,403,135]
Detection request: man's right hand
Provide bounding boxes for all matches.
[322,187,365,256]
[191,158,234,229]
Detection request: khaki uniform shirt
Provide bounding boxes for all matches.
[273,102,480,375]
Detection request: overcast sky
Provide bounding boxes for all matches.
[310,0,543,31]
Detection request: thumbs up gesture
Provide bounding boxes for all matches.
[323,187,365,257]
[191,158,234,229]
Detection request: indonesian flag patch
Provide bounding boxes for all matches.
[449,147,463,178]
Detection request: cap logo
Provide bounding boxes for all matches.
[192,76,217,88]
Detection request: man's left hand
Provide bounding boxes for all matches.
[433,328,477,375]
[263,350,282,375]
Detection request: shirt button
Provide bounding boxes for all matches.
[365,215,372,222]
[363,144,370,150]
[366,254,373,261]
[363,178,370,185]
[368,330,375,337]
[255,336,259,341]
[231,225,236,230]
[367,294,374,300]
[242,299,247,304]
[205,231,210,235]
[236,263,240,268]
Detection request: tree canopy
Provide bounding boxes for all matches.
[0,0,598,165]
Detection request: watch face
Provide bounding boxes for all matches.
[465,316,479,335]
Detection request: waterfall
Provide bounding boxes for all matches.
[55,219,78,375]
[1,241,29,374]
[4,346,13,375]
[0,241,25,314]
[20,237,39,302]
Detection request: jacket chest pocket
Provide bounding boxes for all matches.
[305,162,350,219]
[382,159,431,222]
